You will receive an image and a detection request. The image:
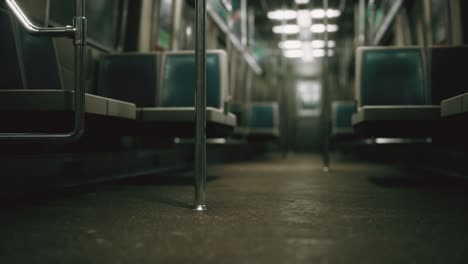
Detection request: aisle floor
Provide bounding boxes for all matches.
[1,154,468,263]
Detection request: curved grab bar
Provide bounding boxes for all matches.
[5,0,75,37]
[0,0,86,142]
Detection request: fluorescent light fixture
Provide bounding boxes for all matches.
[268,8,341,21]
[312,49,334,57]
[310,24,339,33]
[311,40,336,48]
[310,9,341,18]
[295,0,310,4]
[277,40,336,49]
[267,10,297,20]
[297,10,311,27]
[283,49,303,58]
[278,40,302,49]
[273,24,300,34]
[283,49,334,58]
[279,40,336,49]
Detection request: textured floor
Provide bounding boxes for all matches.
[1,154,468,263]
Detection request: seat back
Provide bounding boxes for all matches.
[230,103,248,127]
[331,101,356,134]
[430,46,468,104]
[17,26,63,89]
[160,50,228,109]
[249,102,279,129]
[97,53,160,107]
[0,9,62,90]
[0,9,25,89]
[356,47,427,108]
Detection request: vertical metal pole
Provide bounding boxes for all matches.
[74,0,86,143]
[322,0,330,172]
[194,0,207,211]
[422,0,432,102]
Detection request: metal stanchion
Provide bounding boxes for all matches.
[194,0,207,211]
[322,0,331,172]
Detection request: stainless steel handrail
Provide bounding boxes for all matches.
[194,0,207,211]
[1,0,86,142]
[6,0,75,37]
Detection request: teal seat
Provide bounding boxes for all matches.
[17,26,62,89]
[248,102,280,138]
[250,104,276,129]
[357,47,426,107]
[97,53,160,107]
[0,9,24,89]
[352,47,440,137]
[332,101,356,133]
[161,50,228,109]
[0,9,62,90]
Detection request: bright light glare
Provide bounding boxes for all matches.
[310,24,339,33]
[311,40,336,48]
[295,0,310,4]
[278,40,336,49]
[312,49,335,57]
[278,40,302,49]
[268,8,341,21]
[310,9,341,18]
[297,10,311,27]
[273,24,300,34]
[283,49,334,58]
[267,10,297,20]
[283,49,303,58]
[302,42,314,62]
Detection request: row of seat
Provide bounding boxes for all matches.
[231,102,280,139]
[331,45,468,142]
[0,9,279,141]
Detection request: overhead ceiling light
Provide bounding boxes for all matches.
[273,24,300,34]
[283,49,334,58]
[312,49,335,57]
[268,8,341,21]
[279,40,336,49]
[267,10,297,20]
[311,40,336,48]
[283,49,303,58]
[310,9,341,19]
[310,24,339,33]
[295,0,310,4]
[278,40,302,49]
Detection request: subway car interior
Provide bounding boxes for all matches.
[1,0,468,263]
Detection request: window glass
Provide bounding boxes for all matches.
[156,0,174,50]
[296,80,321,117]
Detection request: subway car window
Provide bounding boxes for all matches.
[2,0,468,263]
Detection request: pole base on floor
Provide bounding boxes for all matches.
[193,205,207,212]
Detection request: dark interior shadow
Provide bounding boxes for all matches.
[0,172,221,210]
[0,184,103,210]
[116,172,221,186]
[150,194,193,209]
[369,174,468,192]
